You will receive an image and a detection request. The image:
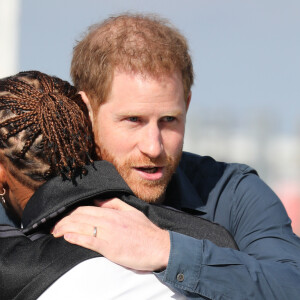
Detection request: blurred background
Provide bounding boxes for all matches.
[1,0,299,236]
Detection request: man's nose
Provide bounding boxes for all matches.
[138,123,163,158]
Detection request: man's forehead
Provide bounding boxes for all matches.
[89,69,185,114]
[105,72,184,105]
[112,68,183,82]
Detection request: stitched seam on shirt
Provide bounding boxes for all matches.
[231,173,240,237]
[229,164,253,237]
[193,238,204,293]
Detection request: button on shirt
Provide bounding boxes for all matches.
[156,152,300,300]
[176,273,184,282]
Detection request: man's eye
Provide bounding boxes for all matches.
[127,116,139,122]
[163,116,175,122]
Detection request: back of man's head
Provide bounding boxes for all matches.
[71,13,194,111]
[0,71,94,190]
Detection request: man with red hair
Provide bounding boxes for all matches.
[52,14,300,299]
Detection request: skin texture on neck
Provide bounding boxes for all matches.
[6,171,34,217]
[0,161,35,218]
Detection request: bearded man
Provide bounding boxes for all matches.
[1,13,300,299]
[51,14,300,299]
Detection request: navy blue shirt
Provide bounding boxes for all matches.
[157,152,300,299]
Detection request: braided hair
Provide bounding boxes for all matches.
[0,71,95,190]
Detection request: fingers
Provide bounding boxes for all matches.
[64,232,106,254]
[52,219,96,238]
[52,207,108,237]
[52,200,171,271]
[52,201,130,238]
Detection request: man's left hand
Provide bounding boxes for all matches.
[52,198,170,271]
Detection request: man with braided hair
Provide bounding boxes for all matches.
[0,71,102,298]
[0,71,237,298]
[0,71,94,181]
[0,70,94,225]
[0,71,94,214]
[49,13,300,299]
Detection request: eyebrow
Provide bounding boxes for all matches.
[116,109,184,117]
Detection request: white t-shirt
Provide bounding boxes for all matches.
[38,257,186,300]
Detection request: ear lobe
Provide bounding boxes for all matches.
[79,91,94,125]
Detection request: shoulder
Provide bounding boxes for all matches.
[176,152,260,209]
[178,153,290,240]
[178,152,270,219]
[179,151,258,189]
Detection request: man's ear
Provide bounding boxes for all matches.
[186,92,192,111]
[79,91,94,125]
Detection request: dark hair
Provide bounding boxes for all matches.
[71,13,194,111]
[0,70,95,190]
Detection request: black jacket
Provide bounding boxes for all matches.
[0,160,237,300]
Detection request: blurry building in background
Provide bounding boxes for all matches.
[184,109,300,236]
[0,0,20,77]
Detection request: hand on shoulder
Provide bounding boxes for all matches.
[52,198,170,271]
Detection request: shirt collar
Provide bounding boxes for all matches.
[165,166,208,214]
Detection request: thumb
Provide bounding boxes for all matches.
[94,198,134,211]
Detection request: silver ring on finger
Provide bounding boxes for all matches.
[93,226,97,238]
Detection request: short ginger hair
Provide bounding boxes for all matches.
[0,71,95,190]
[71,13,194,111]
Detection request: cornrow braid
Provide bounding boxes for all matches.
[0,71,95,189]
